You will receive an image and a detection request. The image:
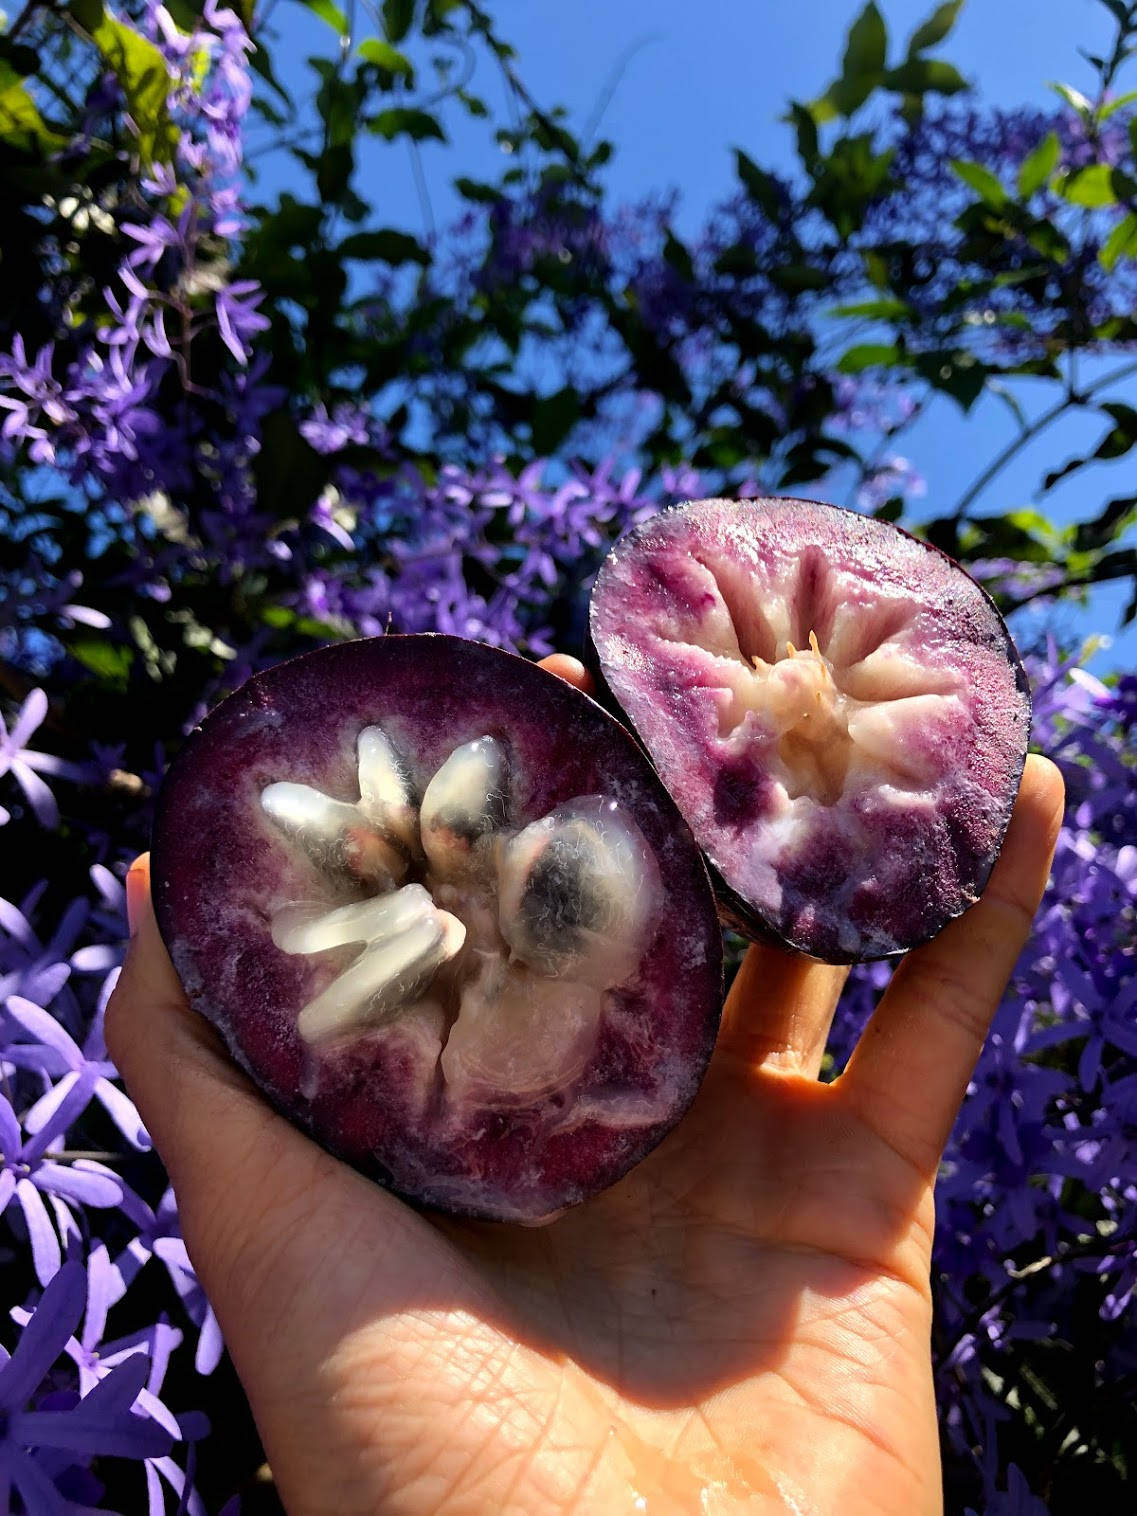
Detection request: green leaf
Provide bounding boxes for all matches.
[81,7,177,165]
[836,342,903,373]
[862,249,891,288]
[338,227,427,263]
[950,158,1008,205]
[530,386,580,453]
[426,0,461,25]
[1099,0,1130,20]
[1044,403,1137,488]
[357,38,412,72]
[249,44,293,106]
[302,0,348,33]
[1058,163,1117,206]
[769,262,830,292]
[1099,401,1137,456]
[454,175,502,203]
[1050,80,1093,117]
[68,636,133,686]
[253,410,330,514]
[663,230,695,281]
[1100,211,1137,270]
[830,297,912,318]
[784,101,820,166]
[842,2,888,79]
[735,149,784,217]
[1075,493,1137,551]
[382,0,416,42]
[713,243,759,277]
[806,93,840,125]
[0,68,62,149]
[1099,87,1137,120]
[906,0,964,57]
[883,59,968,94]
[1018,131,1060,197]
[913,350,986,409]
[367,107,445,142]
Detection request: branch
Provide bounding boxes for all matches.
[949,356,1137,522]
[1002,551,1137,612]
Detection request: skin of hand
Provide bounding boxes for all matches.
[105,653,1065,1516]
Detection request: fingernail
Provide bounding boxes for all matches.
[126,866,148,939]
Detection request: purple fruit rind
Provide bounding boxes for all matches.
[588,496,1032,964]
[152,634,723,1222]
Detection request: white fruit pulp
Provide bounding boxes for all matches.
[260,729,660,1109]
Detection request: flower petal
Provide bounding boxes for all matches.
[0,1259,85,1405]
[16,1179,62,1285]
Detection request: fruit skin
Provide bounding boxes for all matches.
[151,634,723,1223]
[588,496,1032,965]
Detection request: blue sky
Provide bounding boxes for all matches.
[255,0,1135,670]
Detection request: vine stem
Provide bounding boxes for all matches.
[949,355,1137,522]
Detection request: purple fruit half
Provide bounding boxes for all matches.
[152,635,722,1222]
[589,497,1031,964]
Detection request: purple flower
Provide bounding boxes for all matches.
[0,690,89,829]
[115,1188,224,1376]
[0,1262,173,1510]
[0,1084,122,1285]
[300,402,373,455]
[5,990,149,1152]
[215,281,270,365]
[12,1246,209,1514]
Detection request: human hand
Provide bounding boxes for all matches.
[106,653,1064,1516]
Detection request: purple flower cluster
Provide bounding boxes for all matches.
[831,645,1137,1509]
[0,0,269,594]
[0,868,223,1508]
[291,454,666,658]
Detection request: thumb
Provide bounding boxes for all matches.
[105,855,365,1306]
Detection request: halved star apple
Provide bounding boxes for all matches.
[152,635,723,1221]
[589,497,1031,963]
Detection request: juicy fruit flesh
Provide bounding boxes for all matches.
[591,498,1031,962]
[153,636,724,1222]
[260,727,659,1108]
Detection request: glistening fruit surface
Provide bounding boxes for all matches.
[590,497,1031,963]
[153,636,723,1221]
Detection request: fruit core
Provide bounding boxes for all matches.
[684,551,967,809]
[259,725,660,1106]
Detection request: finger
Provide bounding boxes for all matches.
[537,652,594,694]
[105,857,425,1278]
[107,857,324,1207]
[836,754,1065,1174]
[713,940,849,1078]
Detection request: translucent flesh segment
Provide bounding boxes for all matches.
[419,735,508,876]
[296,911,466,1044]
[684,555,783,665]
[356,726,418,851]
[815,596,913,670]
[266,732,660,1092]
[440,956,603,1105]
[497,797,657,984]
[271,883,435,954]
[646,548,966,807]
[839,648,962,704]
[261,781,363,839]
[846,695,960,783]
[260,781,408,886]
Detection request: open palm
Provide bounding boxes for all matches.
[107,658,1063,1516]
